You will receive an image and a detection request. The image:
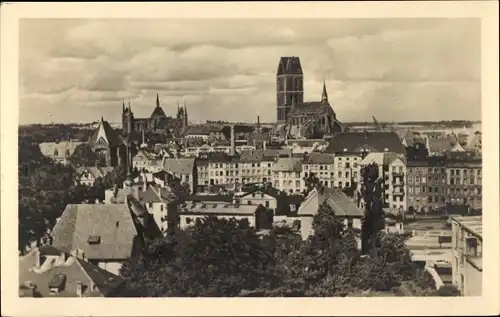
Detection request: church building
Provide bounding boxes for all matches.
[122,94,188,137]
[276,56,344,139]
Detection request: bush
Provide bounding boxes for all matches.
[438,284,461,296]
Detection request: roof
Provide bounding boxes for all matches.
[325,131,405,154]
[274,157,303,172]
[402,131,427,147]
[298,187,363,218]
[88,119,124,148]
[239,150,264,163]
[186,194,234,203]
[150,106,167,118]
[39,141,84,158]
[19,247,123,297]
[51,204,138,260]
[180,203,259,216]
[360,152,405,166]
[289,102,331,115]
[138,186,162,203]
[286,139,328,148]
[163,157,196,174]
[238,187,280,200]
[302,152,335,165]
[451,215,482,240]
[428,138,454,153]
[276,56,303,75]
[75,166,113,179]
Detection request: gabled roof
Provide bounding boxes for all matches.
[150,106,167,118]
[186,194,234,203]
[19,247,123,297]
[138,186,162,203]
[239,150,264,163]
[276,56,303,75]
[298,187,363,218]
[51,204,138,260]
[88,119,124,148]
[324,132,405,154]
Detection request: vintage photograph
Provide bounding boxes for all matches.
[17,16,484,299]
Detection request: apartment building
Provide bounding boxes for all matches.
[446,154,482,212]
[406,157,447,214]
[451,216,482,296]
[333,154,361,189]
[358,152,407,215]
[302,152,335,188]
[273,157,304,194]
[162,157,197,194]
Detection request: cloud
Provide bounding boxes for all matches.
[19,18,481,124]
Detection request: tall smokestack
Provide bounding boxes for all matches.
[230,124,236,156]
[257,116,260,131]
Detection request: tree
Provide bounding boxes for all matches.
[68,143,103,167]
[119,217,277,297]
[359,163,385,254]
[303,172,320,196]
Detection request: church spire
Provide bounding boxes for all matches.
[321,80,328,103]
[156,93,160,108]
[122,101,125,112]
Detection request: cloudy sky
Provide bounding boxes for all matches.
[19,18,481,125]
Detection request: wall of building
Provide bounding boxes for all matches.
[179,214,255,229]
[464,261,482,296]
[97,261,123,276]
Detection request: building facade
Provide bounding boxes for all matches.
[451,216,482,296]
[446,155,482,211]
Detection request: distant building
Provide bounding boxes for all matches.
[445,154,482,211]
[39,140,83,165]
[275,56,344,138]
[122,94,188,137]
[406,157,447,214]
[74,166,113,186]
[302,152,335,188]
[88,117,127,167]
[162,157,197,193]
[451,216,482,296]
[19,245,123,297]
[324,131,406,156]
[273,157,304,194]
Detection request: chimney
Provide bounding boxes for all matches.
[230,125,236,156]
[76,281,83,297]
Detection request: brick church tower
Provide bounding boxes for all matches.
[276,56,304,123]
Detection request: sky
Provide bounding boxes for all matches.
[19,18,481,125]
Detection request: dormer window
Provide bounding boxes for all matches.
[87,235,101,245]
[49,274,66,295]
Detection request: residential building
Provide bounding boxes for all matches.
[74,166,113,186]
[358,152,407,215]
[202,152,240,191]
[283,139,329,154]
[451,216,482,296]
[406,157,447,214]
[446,153,482,211]
[162,157,197,194]
[234,188,278,211]
[302,152,335,188]
[19,245,123,297]
[50,203,151,275]
[176,202,265,229]
[333,154,361,189]
[132,148,162,173]
[296,186,364,241]
[273,157,304,194]
[39,140,83,165]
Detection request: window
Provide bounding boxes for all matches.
[247,200,252,205]
[265,201,270,208]
[87,235,101,245]
[347,219,353,229]
[186,217,192,224]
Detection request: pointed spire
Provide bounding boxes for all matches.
[184,99,187,113]
[321,80,328,103]
[122,101,125,112]
[128,101,132,112]
[156,93,160,108]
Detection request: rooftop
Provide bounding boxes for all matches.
[324,131,405,155]
[451,215,482,240]
[51,204,138,260]
[180,203,259,216]
[298,186,363,218]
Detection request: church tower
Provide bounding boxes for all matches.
[276,57,304,123]
[122,101,134,136]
